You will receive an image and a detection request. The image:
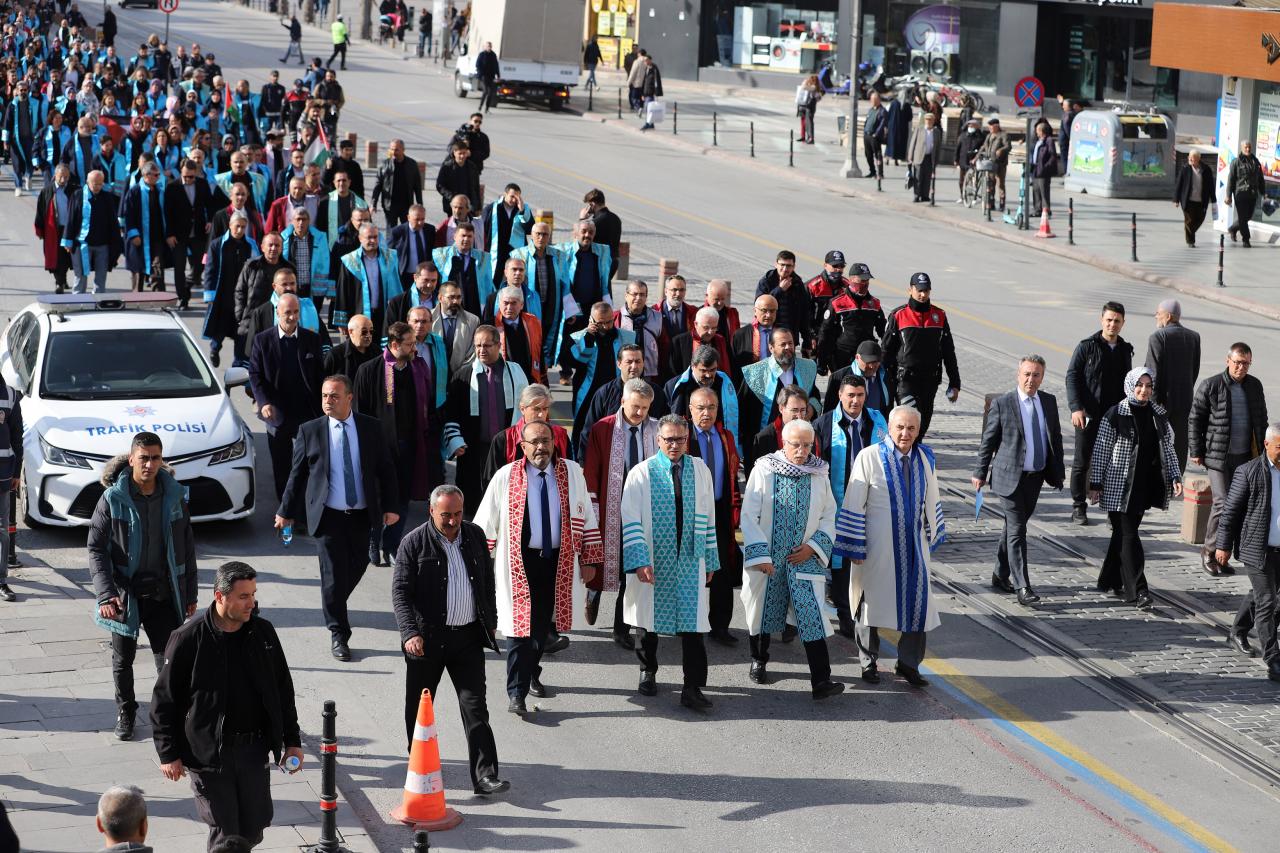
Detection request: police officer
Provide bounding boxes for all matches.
[816,262,885,375]
[880,272,960,438]
[0,373,21,603]
[803,250,849,357]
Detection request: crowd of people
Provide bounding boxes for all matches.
[0,4,1277,851]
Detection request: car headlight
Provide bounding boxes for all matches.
[207,436,248,465]
[39,433,93,469]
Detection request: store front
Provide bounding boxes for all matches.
[585,0,639,70]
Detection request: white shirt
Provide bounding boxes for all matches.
[278,325,298,339]
[326,414,367,510]
[779,366,795,386]
[1018,389,1049,472]
[525,461,561,550]
[433,524,476,625]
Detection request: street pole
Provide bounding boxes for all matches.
[838,0,863,179]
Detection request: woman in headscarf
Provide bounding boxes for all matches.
[1088,366,1183,608]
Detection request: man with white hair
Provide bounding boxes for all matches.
[334,222,403,340]
[740,418,842,698]
[95,784,152,852]
[704,279,740,340]
[1144,299,1201,472]
[63,169,123,294]
[668,304,734,380]
[494,285,545,384]
[834,405,945,687]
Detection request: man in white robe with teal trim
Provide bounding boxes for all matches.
[740,420,844,699]
[835,406,945,687]
[622,415,718,711]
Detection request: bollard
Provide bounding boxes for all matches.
[876,154,883,193]
[712,112,717,146]
[413,830,430,852]
[1218,234,1225,287]
[6,491,16,567]
[789,130,794,167]
[308,700,350,853]
[365,140,378,169]
[418,161,428,185]
[929,164,936,207]
[617,87,622,120]
[588,84,593,112]
[673,101,678,135]
[1130,212,1138,262]
[346,131,357,145]
[750,122,755,158]
[1067,198,1074,245]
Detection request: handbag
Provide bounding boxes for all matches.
[645,99,666,124]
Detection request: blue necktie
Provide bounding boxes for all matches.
[340,421,358,508]
[699,429,719,500]
[539,471,552,558]
[1030,398,1045,471]
[628,426,640,471]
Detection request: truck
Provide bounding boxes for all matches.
[454,0,583,111]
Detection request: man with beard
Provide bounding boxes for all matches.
[738,328,819,446]
[665,346,740,456]
[576,344,669,462]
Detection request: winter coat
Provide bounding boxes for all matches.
[1065,331,1134,420]
[1188,369,1267,469]
[1217,454,1278,571]
[1089,400,1181,513]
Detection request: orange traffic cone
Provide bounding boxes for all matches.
[1035,207,1055,238]
[390,690,463,831]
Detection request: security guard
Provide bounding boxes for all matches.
[816,262,885,375]
[803,249,849,357]
[880,272,960,438]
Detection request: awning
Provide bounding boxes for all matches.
[1152,3,1280,81]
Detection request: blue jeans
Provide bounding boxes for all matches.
[417,31,431,57]
[282,40,303,62]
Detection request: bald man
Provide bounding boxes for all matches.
[1144,299,1200,472]
[704,279,741,340]
[325,313,382,379]
[732,294,779,368]
[63,170,123,294]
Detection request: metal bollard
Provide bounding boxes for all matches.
[750,122,755,158]
[413,829,430,852]
[929,164,936,207]
[789,130,794,167]
[309,700,349,853]
[6,491,17,567]
[1218,234,1226,287]
[712,112,717,146]
[673,102,678,135]
[1130,212,1138,262]
[876,154,883,193]
[617,87,622,120]
[365,141,378,169]
[1067,198,1074,245]
[588,84,593,112]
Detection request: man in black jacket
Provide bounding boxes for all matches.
[434,141,481,217]
[164,159,214,310]
[582,189,621,286]
[391,485,510,795]
[1191,341,1268,576]
[151,561,304,850]
[1065,301,1132,525]
[1215,426,1280,678]
[372,139,424,228]
[755,251,811,354]
[475,41,500,113]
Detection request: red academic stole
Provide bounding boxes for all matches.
[504,459,580,635]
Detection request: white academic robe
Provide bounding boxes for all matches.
[474,457,604,638]
[621,453,718,634]
[739,462,837,638]
[835,438,945,633]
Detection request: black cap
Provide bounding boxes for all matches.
[824,250,846,266]
[850,262,872,279]
[857,340,882,361]
[910,272,932,290]
[987,117,1000,125]
[294,79,305,86]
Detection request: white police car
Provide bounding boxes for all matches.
[0,293,256,527]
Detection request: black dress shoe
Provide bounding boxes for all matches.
[210,350,220,368]
[331,637,351,661]
[1133,592,1154,610]
[1071,507,1088,526]
[368,545,383,568]
[811,681,845,700]
[1219,562,1236,576]
[1201,550,1221,577]
[529,678,548,698]
[114,712,134,741]
[991,573,1015,594]
[680,686,713,709]
[780,624,798,643]
[748,660,768,684]
[612,631,635,651]
[1228,633,1258,658]
[507,697,527,715]
[895,663,929,687]
[861,665,881,684]
[544,632,570,654]
[709,628,739,646]
[637,671,657,696]
[584,590,600,625]
[474,776,510,795]
[1016,587,1041,606]
[0,583,15,602]
[1268,664,1280,682]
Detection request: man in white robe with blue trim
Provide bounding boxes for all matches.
[739,419,845,699]
[834,406,945,687]
[622,415,719,711]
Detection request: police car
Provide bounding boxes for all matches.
[0,293,256,527]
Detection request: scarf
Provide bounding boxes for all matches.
[761,450,828,478]
[907,295,931,312]
[504,458,580,634]
[1124,365,1155,406]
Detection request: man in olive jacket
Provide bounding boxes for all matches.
[89,432,197,742]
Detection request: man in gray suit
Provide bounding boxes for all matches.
[1145,299,1201,472]
[972,355,1066,607]
[433,280,480,375]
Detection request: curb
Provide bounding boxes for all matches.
[580,110,1280,323]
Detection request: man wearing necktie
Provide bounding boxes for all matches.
[432,281,480,376]
[277,376,400,662]
[686,387,743,646]
[388,204,432,289]
[973,355,1065,607]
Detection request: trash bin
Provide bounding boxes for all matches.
[1064,109,1176,199]
[1181,475,1212,545]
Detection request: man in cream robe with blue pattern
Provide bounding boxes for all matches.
[622,414,719,711]
[834,406,945,687]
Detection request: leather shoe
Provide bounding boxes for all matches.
[331,637,351,661]
[637,671,657,696]
[1219,562,1236,576]
[780,624,798,643]
[1228,633,1258,658]
[612,630,635,651]
[1133,592,1154,610]
[895,663,929,687]
[679,686,713,710]
[1071,506,1088,526]
[368,546,384,568]
[1268,664,1280,682]
[709,628,739,646]
[861,665,881,684]
[0,583,15,602]
[544,632,570,654]
[114,712,134,741]
[473,776,510,795]
[584,590,600,625]
[748,660,768,684]
[1201,550,1221,577]
[835,616,857,639]
[811,680,845,700]
[1016,587,1041,606]
[507,697,527,715]
[529,678,548,699]
[990,573,1015,594]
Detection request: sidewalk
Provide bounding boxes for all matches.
[0,561,373,853]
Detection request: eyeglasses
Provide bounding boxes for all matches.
[783,440,814,450]
[520,438,553,448]
[657,434,686,444]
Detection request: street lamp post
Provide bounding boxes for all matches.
[839,0,863,179]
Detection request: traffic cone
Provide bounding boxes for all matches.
[390,690,463,831]
[1035,207,1055,238]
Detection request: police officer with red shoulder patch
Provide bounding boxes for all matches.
[880,272,960,438]
[803,249,850,362]
[816,262,886,376]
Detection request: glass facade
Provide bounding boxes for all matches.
[1036,5,1179,108]
[877,0,999,89]
[1251,81,1280,228]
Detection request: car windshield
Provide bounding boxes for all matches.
[40,327,219,400]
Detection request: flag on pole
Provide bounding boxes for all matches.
[303,122,331,169]
[224,82,240,125]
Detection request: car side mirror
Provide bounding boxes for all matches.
[223,366,250,388]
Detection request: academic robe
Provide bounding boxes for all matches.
[443,359,529,516]
[731,322,774,369]
[323,339,382,382]
[61,185,123,273]
[815,407,889,578]
[575,377,669,462]
[474,458,604,637]
[738,356,821,437]
[583,414,658,591]
[834,439,945,633]
[334,246,403,337]
[214,168,269,212]
[686,421,743,595]
[569,327,635,440]
[510,243,569,367]
[664,369,740,457]
[615,307,666,381]
[34,181,71,271]
[667,331,733,385]
[556,241,612,311]
[482,418,573,484]
[280,225,333,301]
[121,182,168,273]
[823,361,893,419]
[621,453,718,635]
[497,312,545,385]
[739,455,837,641]
[353,351,445,501]
[482,199,533,277]
[201,232,259,340]
[709,303,741,340]
[318,190,368,249]
[432,245,494,318]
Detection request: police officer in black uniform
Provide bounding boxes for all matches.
[803,250,849,359]
[880,272,960,438]
[816,262,886,375]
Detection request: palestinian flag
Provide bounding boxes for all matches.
[97,114,125,148]
[303,122,331,169]
[224,82,240,124]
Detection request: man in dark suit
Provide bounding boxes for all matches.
[276,376,399,661]
[656,274,698,346]
[583,188,621,287]
[668,306,733,382]
[731,294,777,370]
[386,204,434,289]
[385,261,439,333]
[972,355,1066,607]
[163,158,213,309]
[249,294,325,500]
[824,340,892,419]
[685,387,742,645]
[324,313,381,380]
[391,485,511,794]
[1144,299,1200,473]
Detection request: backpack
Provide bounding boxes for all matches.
[795,86,813,107]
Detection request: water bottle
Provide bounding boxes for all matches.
[279,754,301,773]
[281,524,293,547]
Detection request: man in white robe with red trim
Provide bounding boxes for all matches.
[475,421,603,715]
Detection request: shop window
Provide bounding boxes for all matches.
[1253,82,1280,227]
[885,1,998,90]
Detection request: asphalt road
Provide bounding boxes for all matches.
[3,3,1280,851]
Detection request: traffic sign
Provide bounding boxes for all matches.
[1015,106,1043,120]
[1014,76,1044,109]
[159,0,179,14]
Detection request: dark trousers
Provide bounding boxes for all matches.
[1234,554,1280,664]
[1169,409,1190,474]
[913,153,934,202]
[1032,176,1052,216]
[316,508,372,640]
[636,629,707,688]
[857,618,926,671]
[327,42,347,69]
[1206,454,1252,557]
[560,315,588,372]
[1069,419,1101,511]
[480,77,498,112]
[612,569,629,634]
[895,378,938,437]
[798,105,816,143]
[403,621,499,785]
[1182,201,1208,245]
[863,135,882,176]
[171,235,206,303]
[265,424,299,502]
[997,472,1044,590]
[707,505,738,632]
[372,438,415,557]
[189,737,273,851]
[830,563,852,622]
[111,596,181,717]
[385,208,409,229]
[50,246,71,291]
[1230,193,1257,245]
[1100,508,1147,601]
[749,633,831,685]
[505,548,556,700]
